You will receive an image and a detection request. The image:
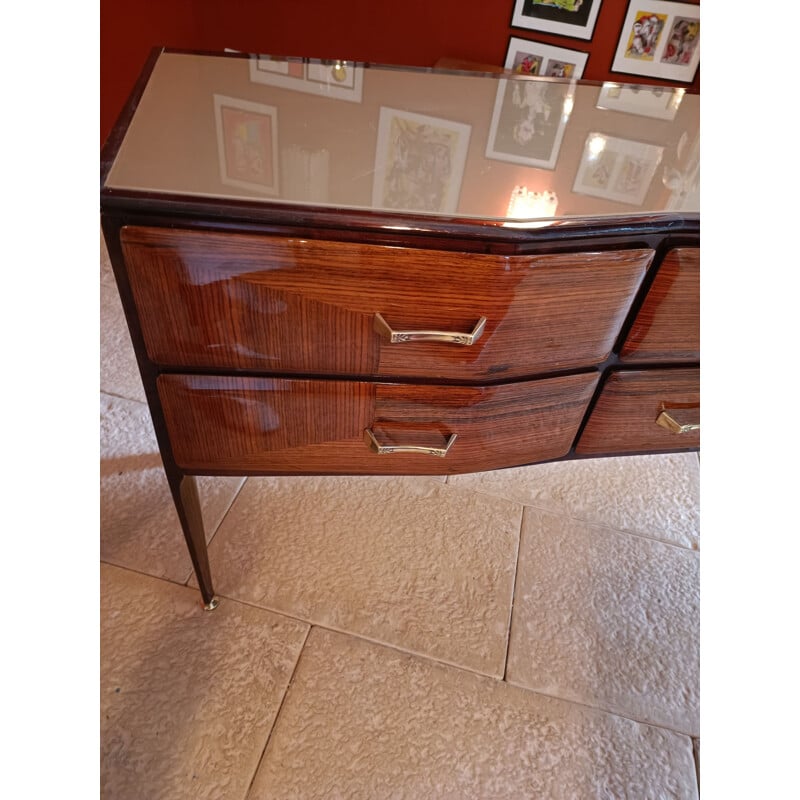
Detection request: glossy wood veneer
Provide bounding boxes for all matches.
[575,368,699,454]
[158,372,599,474]
[122,227,652,381]
[621,248,699,363]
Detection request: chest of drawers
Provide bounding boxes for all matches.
[101,49,699,608]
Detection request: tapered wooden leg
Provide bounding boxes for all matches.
[167,472,219,610]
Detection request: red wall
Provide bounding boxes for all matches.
[101,0,700,146]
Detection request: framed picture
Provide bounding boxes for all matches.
[511,0,603,41]
[504,35,588,79]
[611,1,700,83]
[372,107,471,214]
[596,81,686,120]
[573,132,664,205]
[249,55,364,103]
[213,94,279,195]
[485,78,575,170]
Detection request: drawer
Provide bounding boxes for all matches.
[122,227,651,381]
[575,368,699,454]
[157,372,599,474]
[620,248,699,363]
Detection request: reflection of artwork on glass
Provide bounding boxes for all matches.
[213,95,279,195]
[249,55,363,102]
[511,0,602,41]
[611,2,700,83]
[485,78,574,169]
[372,108,471,214]
[504,36,588,79]
[573,132,664,205]
[596,82,685,120]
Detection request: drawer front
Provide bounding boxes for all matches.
[575,368,699,454]
[620,248,699,363]
[123,227,651,380]
[158,372,599,474]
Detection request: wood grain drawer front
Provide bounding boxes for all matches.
[575,368,699,455]
[158,372,599,474]
[122,227,651,380]
[620,248,699,363]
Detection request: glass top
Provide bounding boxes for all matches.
[104,51,699,224]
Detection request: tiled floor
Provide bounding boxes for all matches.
[101,236,700,799]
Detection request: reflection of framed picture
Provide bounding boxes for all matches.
[485,78,574,170]
[505,35,588,79]
[249,55,364,102]
[213,95,279,195]
[611,1,700,83]
[372,107,471,214]
[596,82,686,120]
[511,0,603,41]
[573,132,664,205]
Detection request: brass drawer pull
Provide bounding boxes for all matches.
[364,429,457,457]
[655,406,700,434]
[374,313,487,345]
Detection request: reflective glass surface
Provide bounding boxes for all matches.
[104,52,699,222]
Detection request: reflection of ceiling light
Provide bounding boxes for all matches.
[562,95,574,117]
[505,186,558,226]
[588,134,607,158]
[670,88,686,111]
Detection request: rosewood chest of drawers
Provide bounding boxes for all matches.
[101,48,699,609]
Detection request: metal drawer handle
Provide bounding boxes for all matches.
[364,429,457,458]
[655,406,700,434]
[374,313,487,345]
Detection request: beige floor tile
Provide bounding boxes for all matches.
[507,508,699,736]
[101,393,245,583]
[101,274,147,404]
[101,564,308,800]
[449,453,700,549]
[250,627,698,799]
[199,476,522,676]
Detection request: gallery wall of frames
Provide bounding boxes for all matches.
[101,0,700,148]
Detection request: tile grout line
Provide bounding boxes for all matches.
[100,389,149,406]
[444,485,699,552]
[502,504,525,682]
[243,625,312,800]
[101,563,698,739]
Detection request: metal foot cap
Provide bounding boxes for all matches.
[203,596,220,611]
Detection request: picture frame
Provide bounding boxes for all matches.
[611,1,700,83]
[249,55,364,103]
[485,77,575,170]
[596,81,686,120]
[511,0,603,42]
[504,35,588,79]
[572,132,664,205]
[372,107,471,215]
[213,94,279,195]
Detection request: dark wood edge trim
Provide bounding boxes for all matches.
[101,46,164,182]
[100,193,699,247]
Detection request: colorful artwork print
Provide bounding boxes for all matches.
[661,16,699,64]
[611,2,699,82]
[512,52,544,75]
[504,37,588,80]
[625,11,668,61]
[533,0,583,9]
[220,107,275,187]
[511,0,602,40]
